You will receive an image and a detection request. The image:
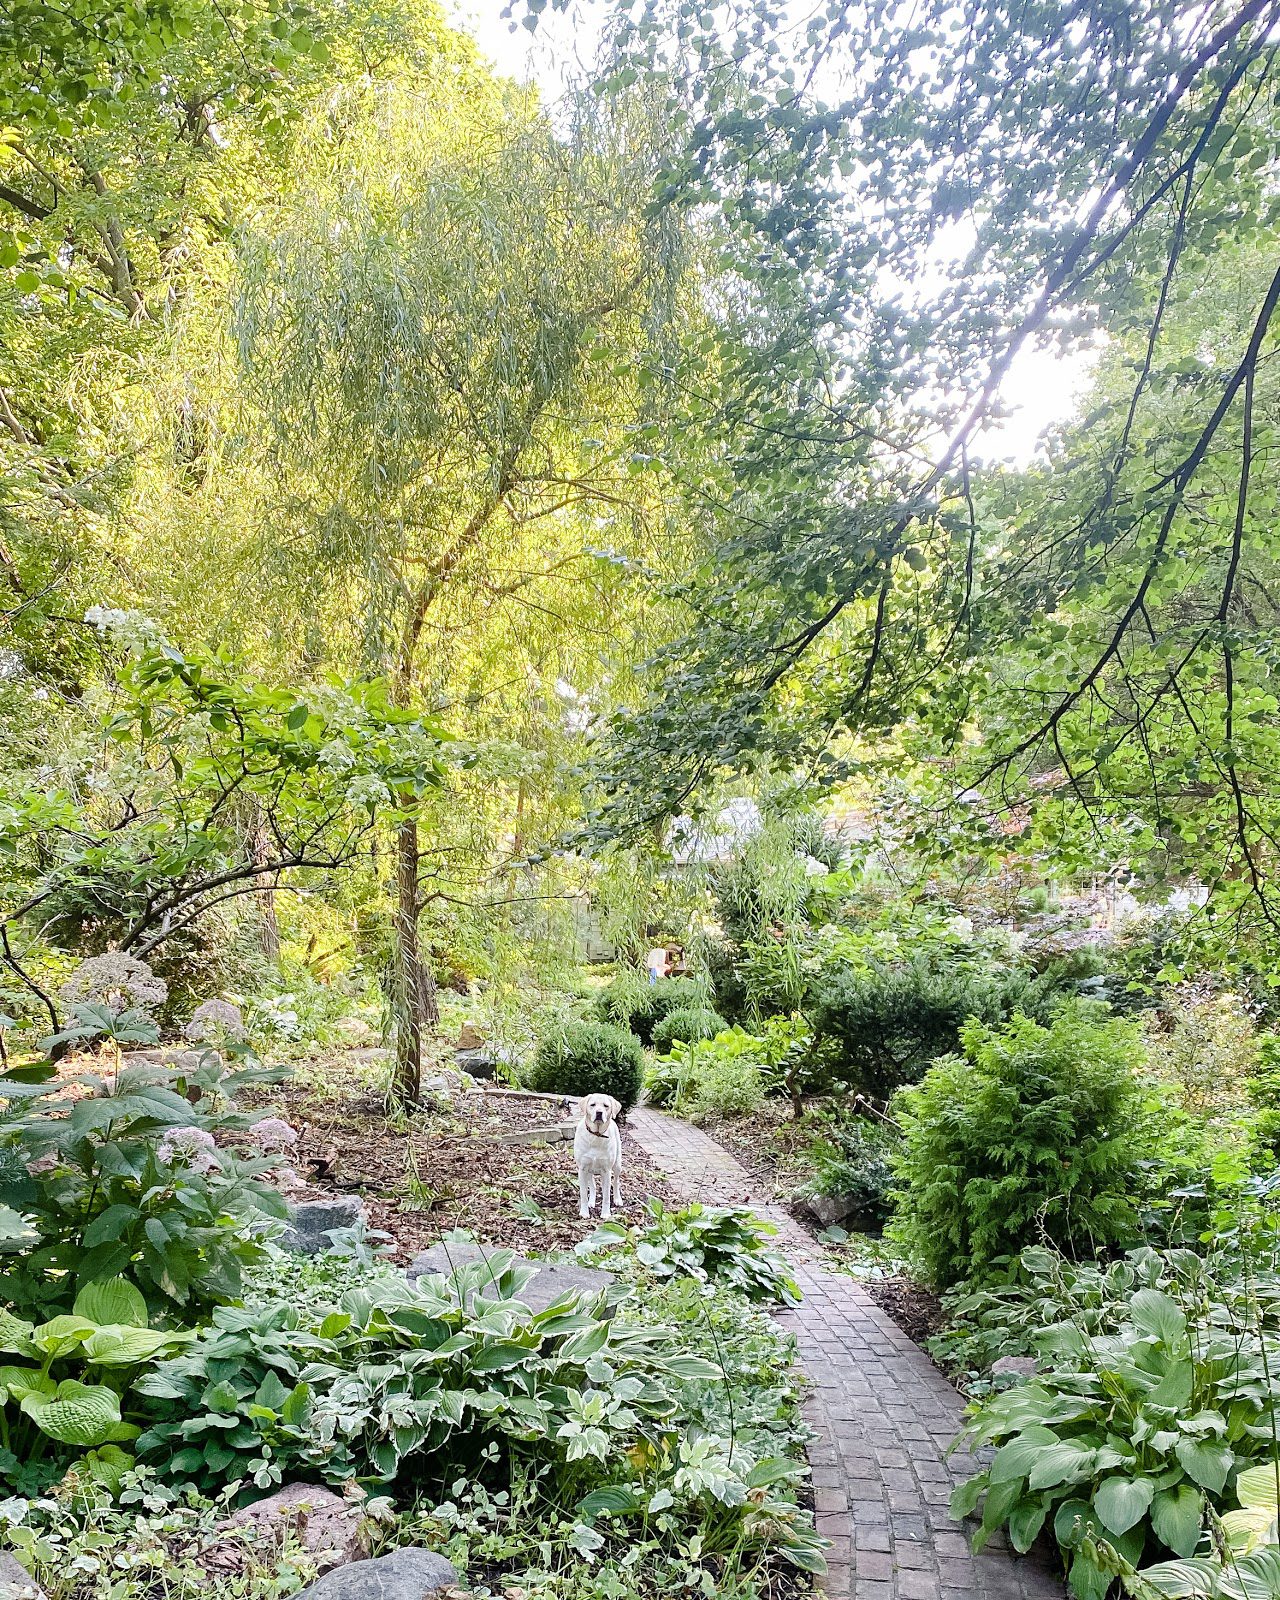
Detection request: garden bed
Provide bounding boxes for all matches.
[262,1056,686,1259]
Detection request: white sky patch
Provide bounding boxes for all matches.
[451,0,1097,469]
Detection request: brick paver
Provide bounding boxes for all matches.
[627,1108,1064,1599]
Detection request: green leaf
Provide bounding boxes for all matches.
[1008,1495,1050,1553]
[1174,1437,1233,1494]
[1028,1441,1096,1492]
[950,1473,986,1521]
[1130,1290,1188,1347]
[990,1426,1059,1484]
[20,1379,122,1445]
[74,1277,149,1328]
[1094,1474,1154,1536]
[576,1485,641,1518]
[1150,1484,1204,1558]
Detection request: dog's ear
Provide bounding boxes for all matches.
[578,1096,591,1120]
[606,1095,622,1120]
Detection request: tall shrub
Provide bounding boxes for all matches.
[890,1005,1156,1288]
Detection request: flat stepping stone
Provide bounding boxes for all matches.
[406,1241,613,1313]
[626,1109,1065,1599]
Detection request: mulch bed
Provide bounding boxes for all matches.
[256,1066,683,1262]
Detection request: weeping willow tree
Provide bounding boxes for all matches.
[231,72,681,1102]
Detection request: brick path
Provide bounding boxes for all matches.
[627,1108,1064,1599]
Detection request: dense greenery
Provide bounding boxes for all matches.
[527,1021,645,1112]
[3,0,1280,1594]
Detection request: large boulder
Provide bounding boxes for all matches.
[213,1483,367,1572]
[406,1241,613,1313]
[291,1548,459,1600]
[281,1196,366,1254]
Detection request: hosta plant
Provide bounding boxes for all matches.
[952,1287,1280,1599]
[1093,1460,1280,1598]
[581,1200,801,1305]
[134,1248,824,1570]
[0,1048,289,1315]
[0,1277,189,1494]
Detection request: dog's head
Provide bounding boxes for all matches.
[580,1093,621,1134]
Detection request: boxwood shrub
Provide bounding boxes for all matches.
[528,1021,645,1112]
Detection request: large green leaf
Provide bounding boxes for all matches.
[20,1379,122,1445]
[1174,1437,1233,1494]
[1028,1441,1097,1492]
[990,1426,1060,1485]
[1095,1474,1154,1536]
[74,1277,149,1328]
[28,1314,96,1359]
[1130,1290,1188,1347]
[1150,1484,1205,1559]
[0,1309,35,1356]
[80,1324,184,1367]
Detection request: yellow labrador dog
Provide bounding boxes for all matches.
[575,1094,623,1219]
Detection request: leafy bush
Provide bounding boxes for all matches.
[134,1243,822,1571]
[799,1117,898,1230]
[650,1006,726,1053]
[0,1048,289,1316]
[806,954,1062,1098]
[1144,987,1258,1118]
[596,975,704,1044]
[891,1006,1157,1288]
[953,1283,1280,1600]
[583,1200,800,1305]
[0,1277,191,1494]
[1247,1035,1280,1157]
[526,1021,644,1112]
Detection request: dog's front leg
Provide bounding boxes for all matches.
[578,1170,591,1219]
[600,1172,613,1221]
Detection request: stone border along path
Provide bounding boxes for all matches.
[626,1108,1065,1600]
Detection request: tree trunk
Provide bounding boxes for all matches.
[250,804,281,963]
[391,810,425,1107]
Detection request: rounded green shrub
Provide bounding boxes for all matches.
[651,1005,726,1053]
[890,1004,1157,1289]
[527,1021,645,1112]
[596,974,706,1043]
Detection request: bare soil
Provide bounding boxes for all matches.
[257,1061,684,1262]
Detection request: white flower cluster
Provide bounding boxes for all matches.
[60,952,168,1015]
[246,1116,298,1155]
[318,737,357,774]
[345,774,391,813]
[156,1125,220,1175]
[184,998,248,1045]
[83,606,166,651]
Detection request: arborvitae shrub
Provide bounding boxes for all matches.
[890,1005,1155,1289]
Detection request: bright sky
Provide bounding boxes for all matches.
[448,0,1096,469]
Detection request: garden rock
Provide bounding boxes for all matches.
[0,1553,45,1600]
[456,1021,485,1049]
[406,1241,614,1312]
[453,1047,495,1080]
[291,1547,459,1600]
[806,1193,856,1227]
[281,1196,366,1253]
[991,1355,1038,1381]
[212,1484,367,1574]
